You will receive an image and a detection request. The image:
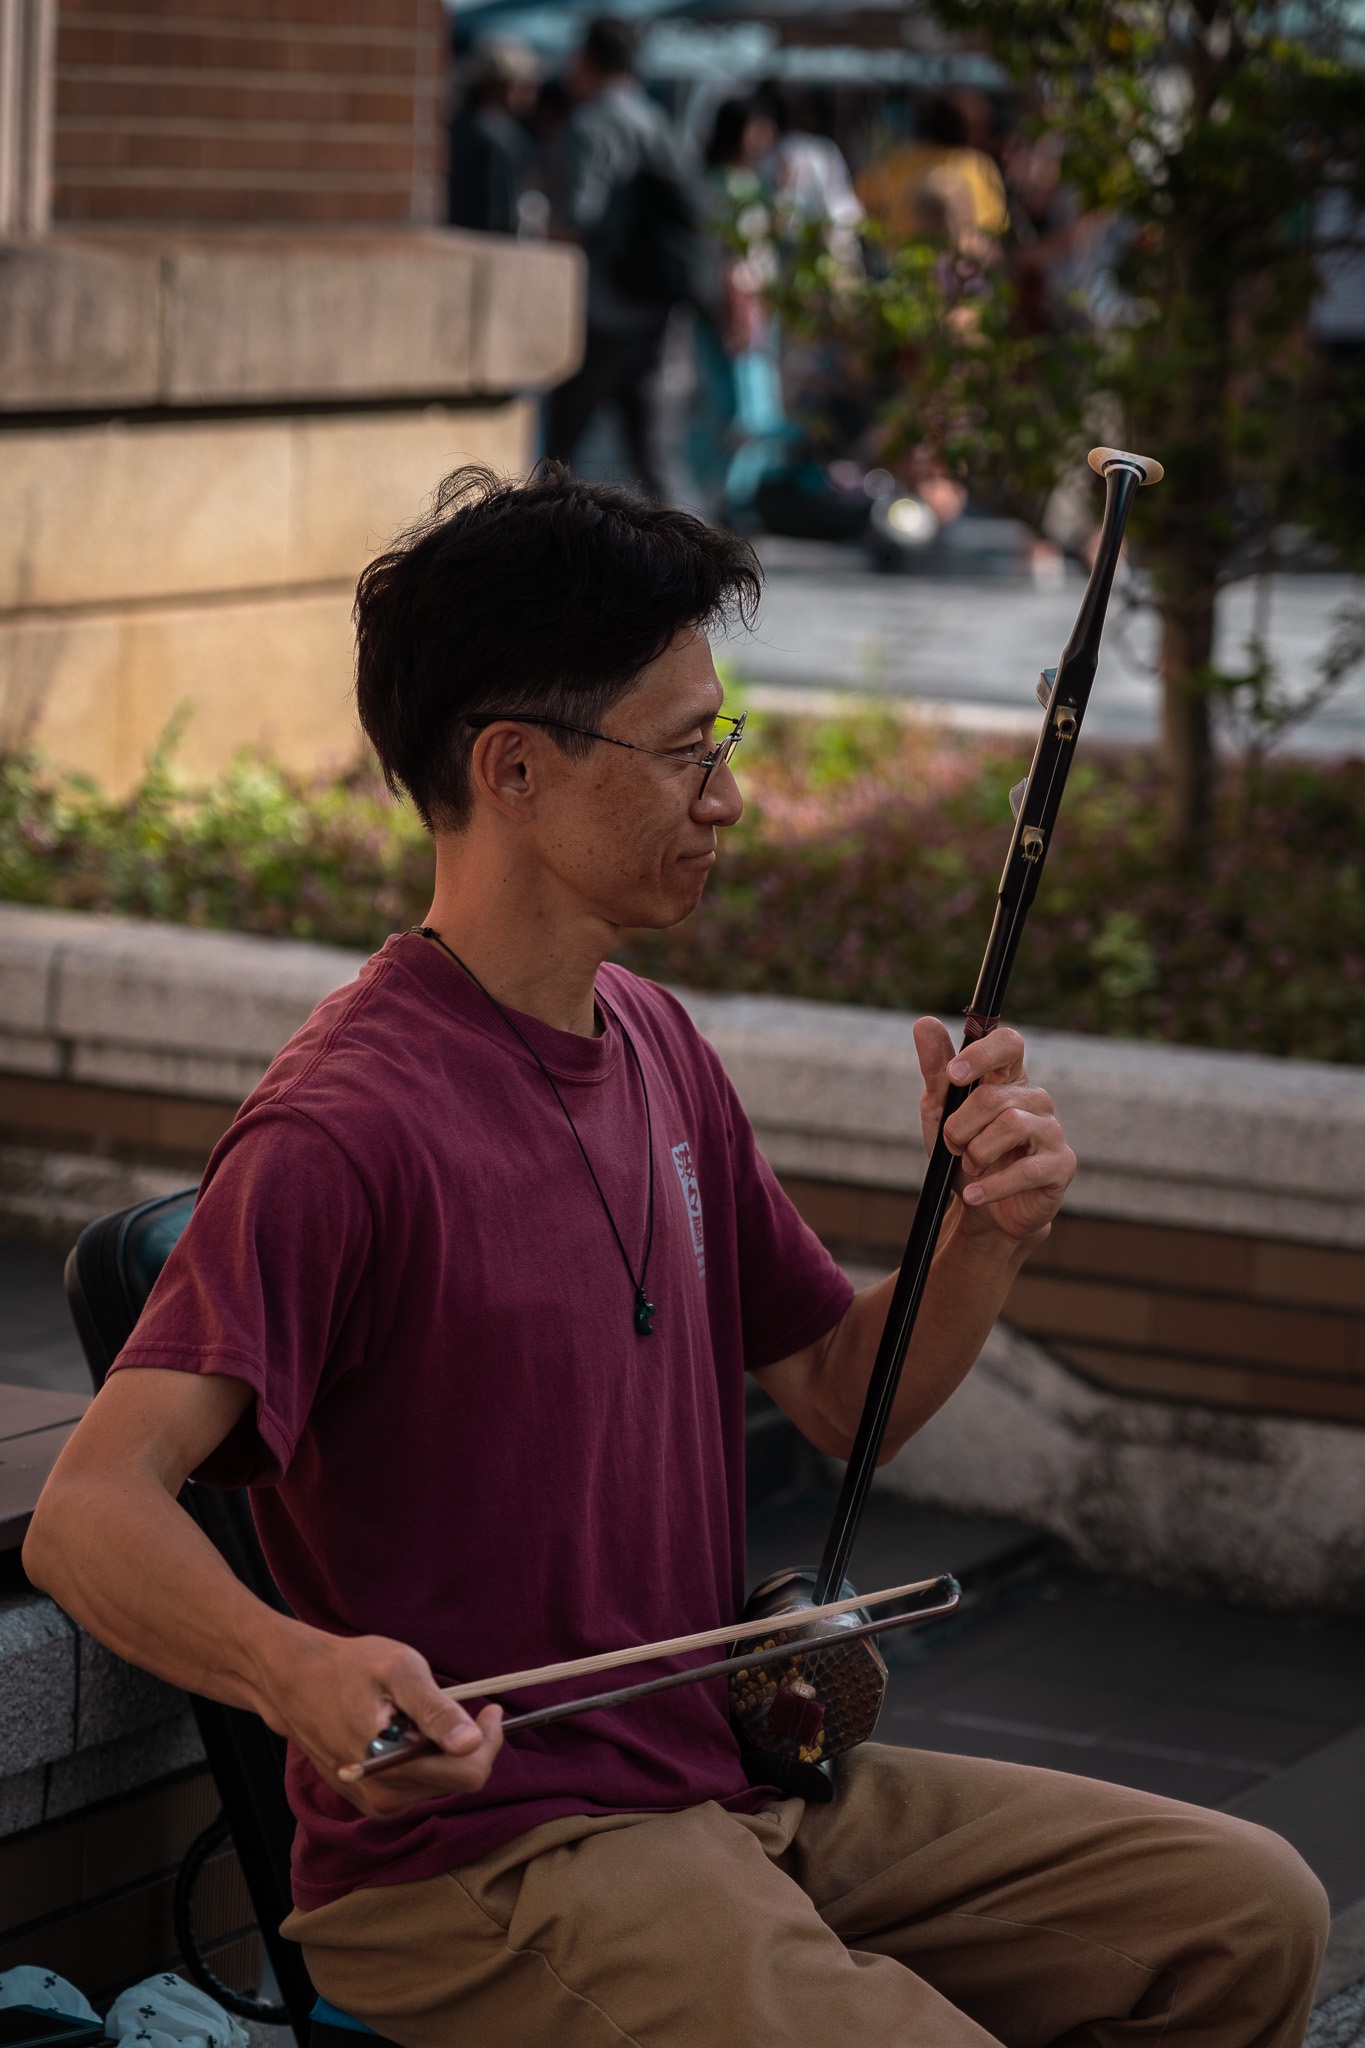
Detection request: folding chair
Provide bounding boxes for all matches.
[64,1191,396,2048]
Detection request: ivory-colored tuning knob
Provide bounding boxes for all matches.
[1088,446,1164,484]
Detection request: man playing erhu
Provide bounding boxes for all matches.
[27,467,1326,2047]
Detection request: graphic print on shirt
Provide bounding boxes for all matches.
[670,1139,706,1278]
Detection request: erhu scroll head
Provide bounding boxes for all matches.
[1087,446,1164,485]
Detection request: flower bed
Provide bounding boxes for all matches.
[5,707,1365,1063]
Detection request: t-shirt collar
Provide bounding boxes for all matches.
[385,931,624,1085]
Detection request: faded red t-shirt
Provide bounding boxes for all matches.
[113,935,852,1909]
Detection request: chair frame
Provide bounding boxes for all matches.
[65,1189,317,2042]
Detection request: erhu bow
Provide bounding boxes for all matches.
[344,445,1161,1795]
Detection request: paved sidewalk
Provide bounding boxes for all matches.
[725,534,1365,756]
[0,1238,89,1395]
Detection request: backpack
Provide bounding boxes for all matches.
[599,159,701,308]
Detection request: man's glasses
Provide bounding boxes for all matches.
[464,709,746,797]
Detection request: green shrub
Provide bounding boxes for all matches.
[5,711,1365,1062]
[0,742,431,949]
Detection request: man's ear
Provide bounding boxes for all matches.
[469,723,539,821]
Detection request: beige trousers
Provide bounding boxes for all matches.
[284,1744,1329,2048]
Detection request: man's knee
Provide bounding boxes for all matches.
[1182,1808,1329,1985]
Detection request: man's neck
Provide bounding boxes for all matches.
[420,837,610,1038]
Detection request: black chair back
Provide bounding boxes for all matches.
[65,1190,317,2042]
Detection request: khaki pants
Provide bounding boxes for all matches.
[285,1744,1328,2048]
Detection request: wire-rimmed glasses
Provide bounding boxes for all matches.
[464,709,746,797]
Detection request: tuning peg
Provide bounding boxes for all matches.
[1036,666,1056,708]
[1008,778,1027,818]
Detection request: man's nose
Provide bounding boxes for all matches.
[694,760,743,828]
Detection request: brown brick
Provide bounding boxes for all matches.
[55,180,413,221]
[67,0,429,26]
[81,1770,219,1897]
[1255,1239,1365,1312]
[0,1766,218,1995]
[53,0,446,224]
[0,1872,179,1993]
[1033,1213,1254,1295]
[1053,1341,1365,1427]
[58,25,430,79]
[200,1927,267,1987]
[0,1072,232,1160]
[55,127,421,176]
[777,1174,914,1256]
[1006,1271,1157,1347]
[58,74,418,123]
[1149,1292,1363,1377]
[187,1839,256,1944]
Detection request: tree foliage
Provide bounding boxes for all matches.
[775,1,1365,840]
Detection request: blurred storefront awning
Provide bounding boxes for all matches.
[451,0,1005,87]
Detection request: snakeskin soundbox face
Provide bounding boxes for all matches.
[728,1568,889,1765]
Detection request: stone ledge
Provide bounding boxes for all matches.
[0,230,585,411]
[879,1320,1365,1611]
[0,403,535,614]
[0,904,364,1090]
[3,902,1364,1246]
[679,988,1365,1248]
[0,1589,199,1839]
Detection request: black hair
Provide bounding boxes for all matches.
[583,15,635,77]
[753,83,792,137]
[354,464,761,832]
[921,94,969,148]
[706,97,753,170]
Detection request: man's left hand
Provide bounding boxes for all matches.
[914,1018,1076,1245]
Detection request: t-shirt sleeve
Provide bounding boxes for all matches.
[722,1072,855,1370]
[109,1106,374,1488]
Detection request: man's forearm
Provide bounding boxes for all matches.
[24,1469,309,1730]
[791,1204,1040,1462]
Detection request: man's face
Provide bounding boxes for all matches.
[527,630,743,933]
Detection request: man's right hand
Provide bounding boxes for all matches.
[262,1627,504,1818]
[24,1367,503,1822]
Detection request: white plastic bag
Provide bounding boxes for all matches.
[105,1976,248,2048]
[0,1971,101,2026]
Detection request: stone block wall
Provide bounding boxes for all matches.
[1,2,586,798]
[51,0,449,226]
[0,230,585,790]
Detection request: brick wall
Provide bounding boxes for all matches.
[786,1177,1365,1430]
[51,0,448,225]
[0,1766,262,2000]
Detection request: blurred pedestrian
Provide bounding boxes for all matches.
[1002,125,1116,336]
[692,96,788,516]
[756,86,863,270]
[856,92,1008,251]
[542,16,700,502]
[448,41,539,237]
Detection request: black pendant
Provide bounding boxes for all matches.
[634,1291,656,1337]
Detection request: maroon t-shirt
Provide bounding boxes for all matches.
[112,934,853,1909]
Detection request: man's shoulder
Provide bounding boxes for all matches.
[240,937,432,1127]
[577,83,675,158]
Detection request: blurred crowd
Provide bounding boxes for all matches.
[447,13,1116,546]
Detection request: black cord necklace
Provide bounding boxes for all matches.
[415,927,657,1337]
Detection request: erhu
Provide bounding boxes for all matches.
[726,446,1162,1797]
[348,446,1162,1792]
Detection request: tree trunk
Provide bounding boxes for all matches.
[1156,570,1217,851]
